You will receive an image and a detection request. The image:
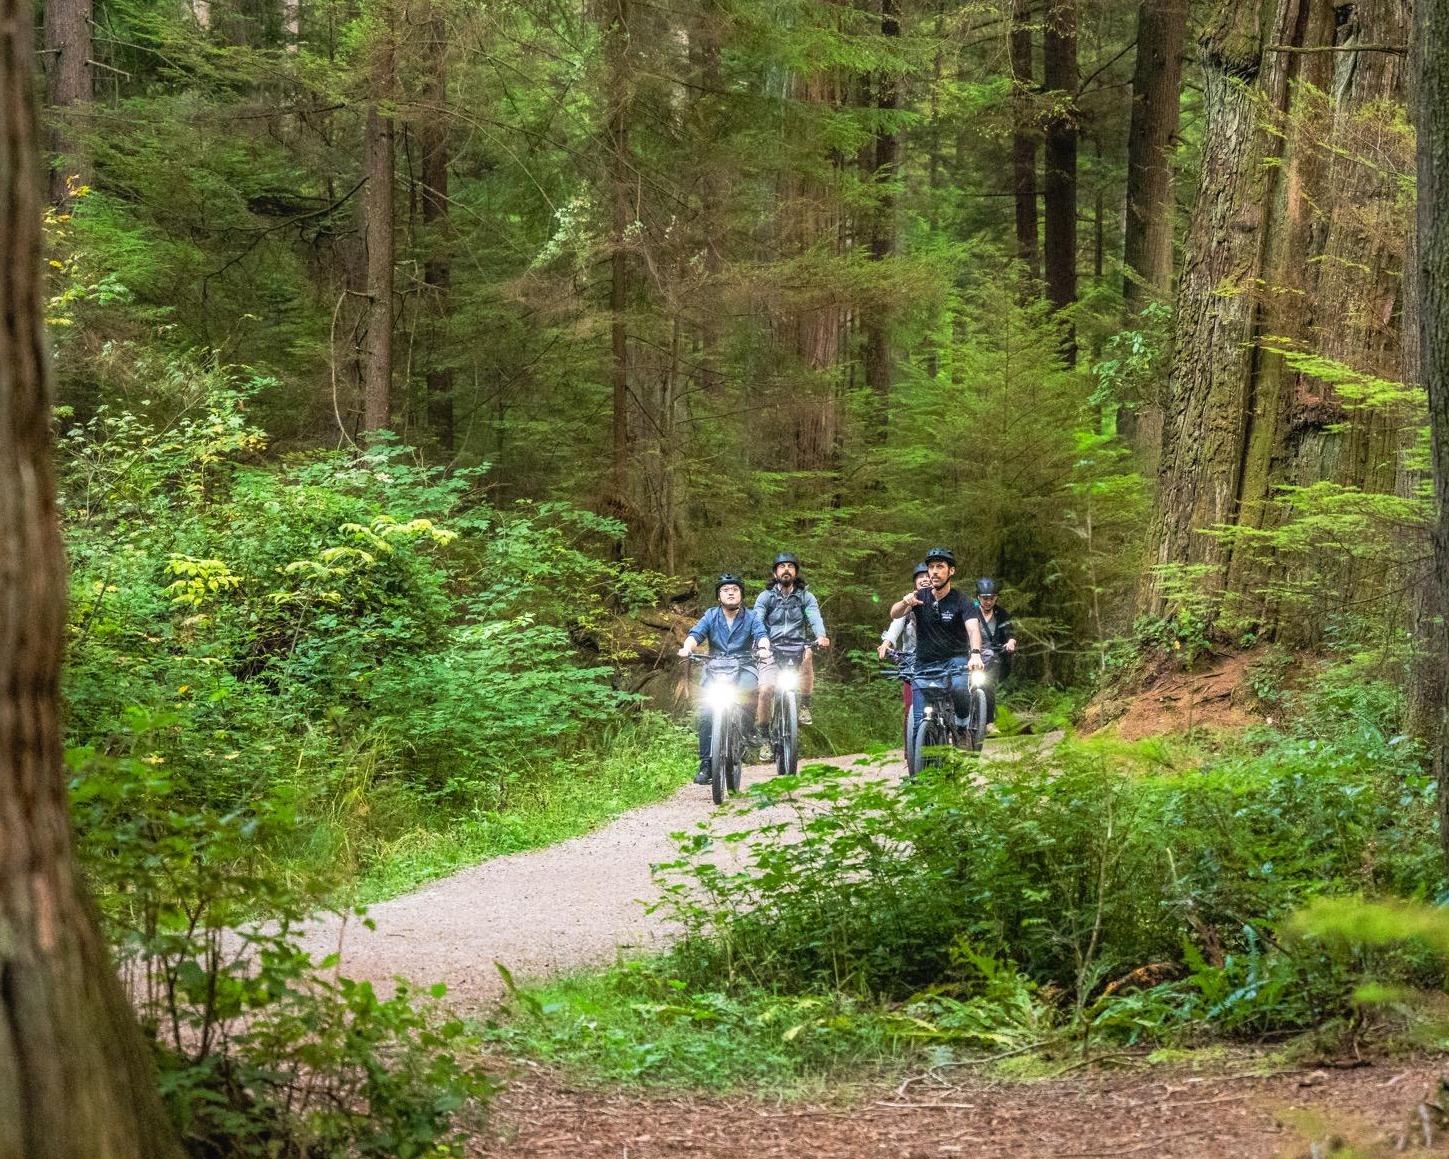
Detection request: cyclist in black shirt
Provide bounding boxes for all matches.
[888,547,985,738]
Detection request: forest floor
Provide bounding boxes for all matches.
[473,1057,1449,1157]
[301,733,1449,1156]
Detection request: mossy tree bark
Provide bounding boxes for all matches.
[1,0,183,1150]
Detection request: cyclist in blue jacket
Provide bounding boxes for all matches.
[678,574,772,784]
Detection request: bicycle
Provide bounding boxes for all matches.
[767,642,814,778]
[690,654,747,804]
[907,652,993,777]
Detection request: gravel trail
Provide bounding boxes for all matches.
[297,750,905,1008]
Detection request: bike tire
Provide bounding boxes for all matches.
[776,692,798,777]
[968,688,990,752]
[910,716,937,777]
[727,715,744,792]
[710,709,729,806]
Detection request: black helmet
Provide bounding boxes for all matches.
[923,547,956,567]
[773,552,801,569]
[715,572,745,595]
[912,561,929,577]
[976,577,997,596]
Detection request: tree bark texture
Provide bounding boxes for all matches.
[1143,0,1416,624]
[363,101,394,435]
[1123,0,1187,315]
[1009,0,1039,280]
[605,0,633,519]
[1,1,183,1151]
[1415,0,1449,863]
[861,0,899,438]
[421,1,453,451]
[41,0,91,204]
[1042,0,1078,362]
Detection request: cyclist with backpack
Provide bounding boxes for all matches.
[973,577,1017,734]
[678,573,771,784]
[753,552,829,760]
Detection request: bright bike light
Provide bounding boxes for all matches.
[704,682,737,711]
[969,668,989,688]
[777,669,800,692]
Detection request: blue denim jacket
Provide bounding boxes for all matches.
[687,606,768,656]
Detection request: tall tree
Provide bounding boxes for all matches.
[1417,0,1449,861]
[421,0,454,450]
[362,7,396,436]
[1122,0,1186,316]
[1,0,183,1149]
[1009,0,1039,279]
[42,0,91,204]
[862,0,900,435]
[604,0,633,522]
[1042,0,1078,361]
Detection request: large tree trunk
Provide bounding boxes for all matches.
[1009,0,1039,279]
[1122,0,1187,315]
[1417,0,1449,864]
[1042,0,1078,362]
[42,0,91,205]
[861,0,899,439]
[0,2,183,1151]
[421,2,454,452]
[362,102,394,435]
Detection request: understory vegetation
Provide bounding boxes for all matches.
[489,659,1449,1089]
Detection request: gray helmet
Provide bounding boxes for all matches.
[923,547,956,567]
[773,552,801,569]
[912,561,929,577]
[715,572,745,595]
[976,577,997,596]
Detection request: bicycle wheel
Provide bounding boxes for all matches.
[776,692,798,777]
[709,709,729,805]
[968,687,990,752]
[727,713,744,792]
[910,716,937,777]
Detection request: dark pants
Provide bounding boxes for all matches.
[697,664,759,767]
[911,656,972,731]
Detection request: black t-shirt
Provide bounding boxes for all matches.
[909,587,980,665]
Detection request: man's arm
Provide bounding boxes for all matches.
[678,610,711,657]
[804,591,829,646]
[881,616,906,645]
[750,612,772,656]
[1001,612,1018,652]
[966,616,984,668]
[888,591,922,619]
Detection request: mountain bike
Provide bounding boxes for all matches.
[767,643,813,777]
[908,654,992,777]
[690,654,747,804]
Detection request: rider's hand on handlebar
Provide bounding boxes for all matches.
[876,641,890,660]
[677,646,691,658]
[1005,639,1017,653]
[967,652,985,671]
[816,636,830,648]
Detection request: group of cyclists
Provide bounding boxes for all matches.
[677,547,1015,785]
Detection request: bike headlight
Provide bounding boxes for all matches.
[969,668,989,688]
[704,682,737,711]
[777,669,800,692]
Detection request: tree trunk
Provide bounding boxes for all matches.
[1042,0,1078,362]
[42,0,91,205]
[421,2,453,452]
[861,0,899,438]
[362,101,394,435]
[0,1,183,1151]
[606,0,633,522]
[1416,0,1449,864]
[1123,0,1187,315]
[1009,0,1039,279]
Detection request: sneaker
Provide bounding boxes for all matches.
[693,766,711,785]
[798,705,814,726]
[986,722,999,736]
[759,741,775,763]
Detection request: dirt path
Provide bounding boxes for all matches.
[297,749,913,1006]
[474,1060,1449,1158]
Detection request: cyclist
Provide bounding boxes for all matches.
[754,552,829,759]
[973,578,1017,734]
[678,573,771,785]
[888,548,985,744]
[879,562,930,742]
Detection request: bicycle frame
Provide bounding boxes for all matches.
[768,643,812,777]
